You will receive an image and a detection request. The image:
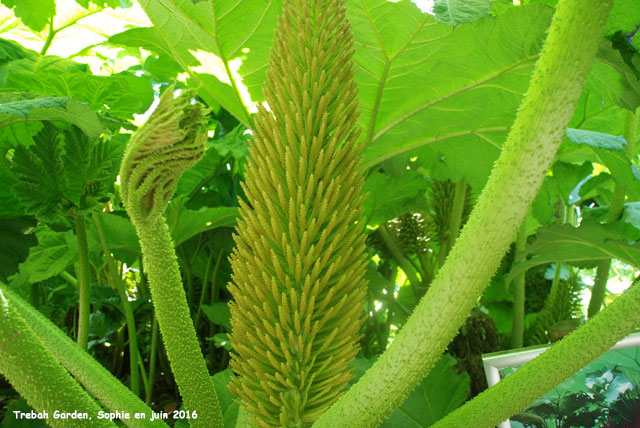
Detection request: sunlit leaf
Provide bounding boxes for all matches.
[0,40,154,120]
[432,0,495,26]
[0,0,55,32]
[134,0,282,127]
[351,2,552,190]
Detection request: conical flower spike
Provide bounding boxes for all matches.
[228,0,368,426]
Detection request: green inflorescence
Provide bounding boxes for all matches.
[227,0,368,426]
[119,87,208,226]
[119,88,223,428]
[428,179,472,244]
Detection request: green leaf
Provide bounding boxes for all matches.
[562,129,640,196]
[0,155,22,217]
[212,369,238,428]
[0,0,55,32]
[176,126,248,206]
[621,202,640,231]
[11,123,123,219]
[212,333,231,351]
[528,0,640,38]
[481,275,512,305]
[0,93,105,141]
[60,127,122,209]
[432,0,495,26]
[1,43,154,120]
[604,0,640,36]
[88,212,140,265]
[351,2,553,190]
[506,220,640,284]
[380,353,470,427]
[11,123,69,221]
[15,225,78,283]
[0,40,39,78]
[4,71,154,120]
[211,369,239,428]
[201,302,231,330]
[88,309,121,349]
[586,41,640,112]
[531,179,555,225]
[134,0,283,127]
[210,125,249,161]
[0,217,37,282]
[485,301,513,335]
[165,196,238,246]
[569,101,629,141]
[551,161,592,205]
[566,128,627,151]
[363,170,429,226]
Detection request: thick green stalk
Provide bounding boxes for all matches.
[119,88,223,428]
[446,178,467,251]
[194,248,219,329]
[93,212,140,396]
[0,288,116,428]
[1,284,169,428]
[135,220,222,427]
[587,108,638,317]
[314,0,613,426]
[510,223,527,349]
[59,271,79,288]
[75,211,91,350]
[588,258,613,318]
[146,314,159,405]
[625,107,639,157]
[40,18,55,55]
[136,348,149,393]
[432,282,640,428]
[378,225,422,292]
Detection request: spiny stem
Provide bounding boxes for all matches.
[119,88,223,427]
[511,223,527,349]
[432,282,640,428]
[446,178,467,251]
[1,284,169,428]
[75,211,91,350]
[314,0,614,425]
[0,288,117,428]
[136,219,222,428]
[146,313,159,405]
[587,108,638,317]
[93,212,141,396]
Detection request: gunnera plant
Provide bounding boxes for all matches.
[227,0,368,426]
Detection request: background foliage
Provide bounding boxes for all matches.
[0,0,639,426]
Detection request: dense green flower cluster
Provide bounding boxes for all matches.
[227,0,368,426]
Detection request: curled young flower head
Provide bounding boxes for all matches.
[119,88,208,225]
